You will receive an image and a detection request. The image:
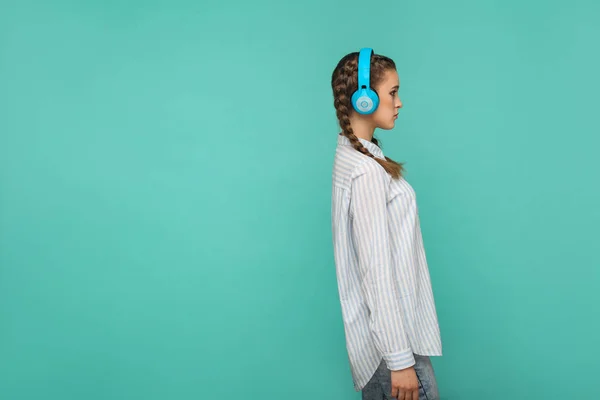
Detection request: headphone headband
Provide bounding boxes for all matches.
[357,48,373,90]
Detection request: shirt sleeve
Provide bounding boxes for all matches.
[350,159,415,371]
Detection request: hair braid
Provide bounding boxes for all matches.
[331,51,404,179]
[332,62,375,160]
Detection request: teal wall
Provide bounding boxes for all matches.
[1,1,599,399]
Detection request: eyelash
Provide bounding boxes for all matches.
[390,91,397,96]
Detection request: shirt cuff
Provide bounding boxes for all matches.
[382,349,416,371]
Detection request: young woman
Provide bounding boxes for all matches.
[330,48,443,400]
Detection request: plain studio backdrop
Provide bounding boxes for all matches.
[1,1,599,399]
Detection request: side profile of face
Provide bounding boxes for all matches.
[370,69,402,130]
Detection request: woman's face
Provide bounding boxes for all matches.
[371,69,403,130]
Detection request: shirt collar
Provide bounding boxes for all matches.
[337,133,385,159]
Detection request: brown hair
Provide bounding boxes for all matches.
[331,51,405,179]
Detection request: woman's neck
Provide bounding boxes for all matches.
[348,114,375,142]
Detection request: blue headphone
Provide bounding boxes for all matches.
[351,48,379,114]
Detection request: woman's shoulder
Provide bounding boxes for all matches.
[351,156,391,181]
[333,145,390,190]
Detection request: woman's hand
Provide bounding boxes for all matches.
[390,366,419,400]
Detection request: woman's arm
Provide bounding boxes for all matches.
[350,159,415,372]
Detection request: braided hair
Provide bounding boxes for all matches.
[331,51,405,179]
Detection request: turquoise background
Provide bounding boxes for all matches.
[1,0,599,399]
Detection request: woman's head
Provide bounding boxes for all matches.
[331,50,405,179]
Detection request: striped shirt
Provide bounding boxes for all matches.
[331,133,443,391]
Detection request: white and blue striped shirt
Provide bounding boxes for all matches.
[331,133,443,391]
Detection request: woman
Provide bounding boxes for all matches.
[330,48,443,400]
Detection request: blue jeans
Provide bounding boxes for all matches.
[361,354,440,400]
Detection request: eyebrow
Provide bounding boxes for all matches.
[391,85,399,90]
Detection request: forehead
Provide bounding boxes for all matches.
[377,69,400,88]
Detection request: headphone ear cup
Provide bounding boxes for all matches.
[352,88,380,115]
